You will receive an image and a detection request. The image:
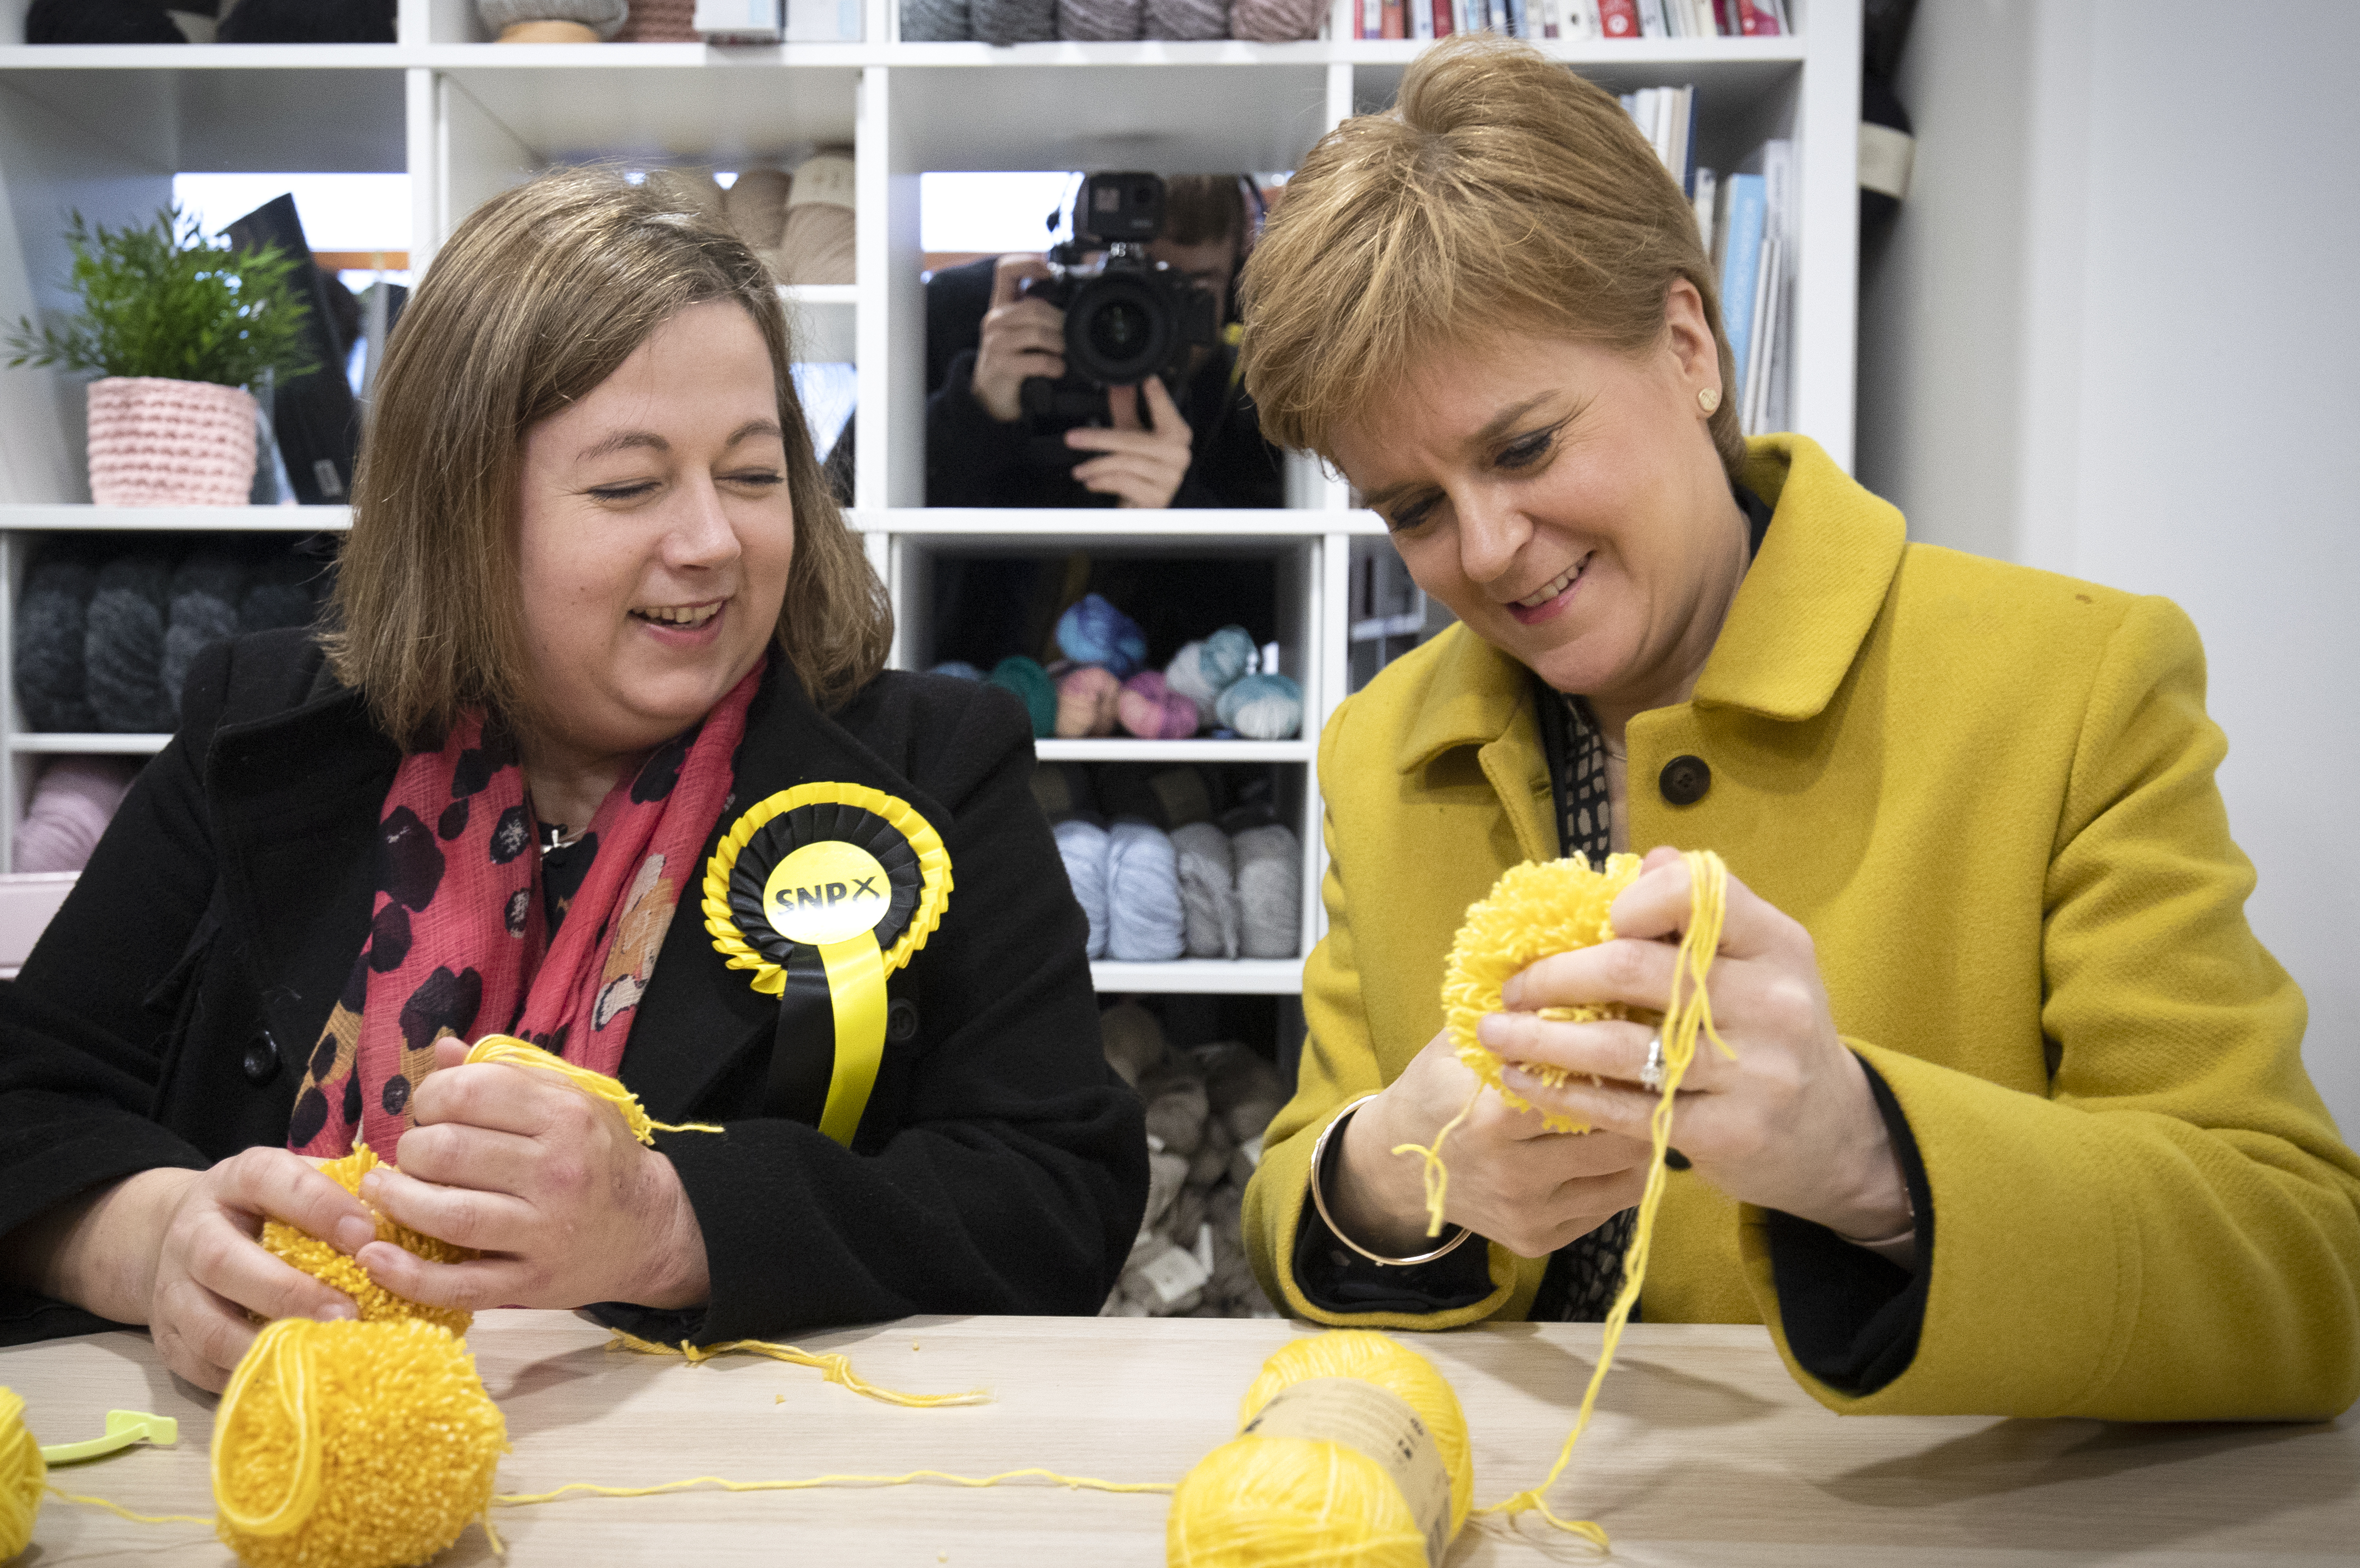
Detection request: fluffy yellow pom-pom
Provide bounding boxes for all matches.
[1168,1331,1473,1568]
[1442,852,1647,1132]
[1,1387,44,1563]
[213,1318,506,1568]
[261,1144,474,1337]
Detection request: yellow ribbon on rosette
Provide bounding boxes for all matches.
[702,783,953,1146]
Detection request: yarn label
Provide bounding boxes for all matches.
[1243,1378,1452,1566]
[787,156,857,213]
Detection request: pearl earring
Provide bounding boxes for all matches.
[1697,386,1721,414]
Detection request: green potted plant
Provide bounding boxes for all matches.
[5,207,316,507]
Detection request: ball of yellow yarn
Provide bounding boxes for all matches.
[1168,1331,1473,1567]
[1,1387,45,1563]
[213,1317,506,1568]
[261,1143,476,1336]
[1443,852,1646,1132]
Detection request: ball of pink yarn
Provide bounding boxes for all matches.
[14,756,137,874]
[1118,671,1201,740]
[1055,664,1122,737]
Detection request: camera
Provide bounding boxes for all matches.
[1016,172,1219,465]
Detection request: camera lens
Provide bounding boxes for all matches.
[1088,300,1150,361]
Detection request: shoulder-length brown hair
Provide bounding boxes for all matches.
[327,165,890,748]
[1239,33,1745,479]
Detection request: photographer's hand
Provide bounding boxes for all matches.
[972,254,1065,422]
[1067,374,1193,509]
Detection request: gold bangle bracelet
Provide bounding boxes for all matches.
[1306,1093,1474,1268]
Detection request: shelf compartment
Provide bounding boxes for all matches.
[1090,958,1301,995]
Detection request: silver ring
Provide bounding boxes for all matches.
[1639,1033,1666,1093]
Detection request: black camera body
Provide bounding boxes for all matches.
[1016,172,1218,467]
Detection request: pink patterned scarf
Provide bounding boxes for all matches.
[287,662,763,1157]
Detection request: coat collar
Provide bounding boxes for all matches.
[1392,434,1909,776]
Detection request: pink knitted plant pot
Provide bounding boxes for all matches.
[85,376,257,507]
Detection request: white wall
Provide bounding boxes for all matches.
[1859,0,2360,1138]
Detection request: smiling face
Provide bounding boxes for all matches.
[513,298,794,764]
[1326,283,1748,726]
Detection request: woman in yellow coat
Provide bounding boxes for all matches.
[1237,35,2359,1421]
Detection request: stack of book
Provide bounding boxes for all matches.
[1349,0,1789,40]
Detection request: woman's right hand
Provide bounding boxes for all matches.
[1331,1028,1654,1259]
[22,1153,379,1392]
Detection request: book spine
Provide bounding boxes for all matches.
[1734,0,1778,36]
[1487,0,1508,33]
[1598,0,1638,38]
[1717,172,1767,396]
[1382,0,1405,37]
[1505,0,1526,36]
[1690,167,1716,256]
[1362,0,1381,37]
[1637,0,1668,37]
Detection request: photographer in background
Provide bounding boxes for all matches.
[925,174,1286,510]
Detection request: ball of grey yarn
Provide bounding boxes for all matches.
[1105,819,1185,962]
[14,555,99,733]
[161,551,245,725]
[973,0,1055,43]
[1231,822,1300,959]
[1227,0,1319,39]
[238,552,319,634]
[84,553,175,734]
[477,0,628,36]
[1053,817,1111,958]
[723,168,792,254]
[1057,0,1141,38]
[1144,0,1225,37]
[901,0,971,38]
[1170,821,1240,959]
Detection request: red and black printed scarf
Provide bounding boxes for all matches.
[287,662,762,1157]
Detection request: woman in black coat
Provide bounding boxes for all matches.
[0,169,1147,1389]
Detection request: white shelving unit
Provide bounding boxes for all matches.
[0,2,1860,1004]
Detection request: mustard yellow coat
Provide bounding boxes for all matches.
[1245,435,2360,1420]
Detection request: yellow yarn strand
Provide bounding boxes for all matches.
[603,1331,991,1407]
[465,1035,723,1144]
[1475,848,1733,1550]
[494,1468,1173,1509]
[42,1487,215,1527]
[211,1320,326,1538]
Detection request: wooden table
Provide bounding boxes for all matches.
[4,1312,2354,1565]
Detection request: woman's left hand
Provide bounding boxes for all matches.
[1475,846,1912,1245]
[353,1040,711,1312]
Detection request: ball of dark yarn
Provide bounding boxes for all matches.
[1057,0,1142,39]
[25,0,185,42]
[162,552,247,724]
[84,553,176,734]
[217,0,399,42]
[1144,0,1225,37]
[237,551,324,635]
[901,0,971,39]
[972,0,1055,43]
[14,556,100,733]
[1227,0,1320,41]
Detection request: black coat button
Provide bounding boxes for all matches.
[886,997,919,1043]
[243,1029,281,1085]
[1659,754,1711,806]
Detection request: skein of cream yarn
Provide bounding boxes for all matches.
[1167,1330,1471,1567]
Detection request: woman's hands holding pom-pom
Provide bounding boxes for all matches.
[354,1039,711,1314]
[1478,846,1912,1251]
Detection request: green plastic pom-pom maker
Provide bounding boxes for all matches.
[37,1409,177,1465]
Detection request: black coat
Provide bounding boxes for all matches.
[0,630,1147,1347]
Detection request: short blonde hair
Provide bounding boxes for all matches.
[1240,33,1744,476]
[329,166,890,748]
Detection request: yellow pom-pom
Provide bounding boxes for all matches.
[213,1318,506,1568]
[261,1144,475,1337]
[463,1035,721,1146]
[2,1387,45,1563]
[1443,852,1646,1132]
[1169,1331,1473,1568]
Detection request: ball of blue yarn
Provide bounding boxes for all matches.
[1056,593,1148,680]
[988,655,1057,738]
[1104,819,1185,962]
[1197,625,1257,689]
[1052,819,1110,959]
[1215,672,1303,741]
[930,660,986,681]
